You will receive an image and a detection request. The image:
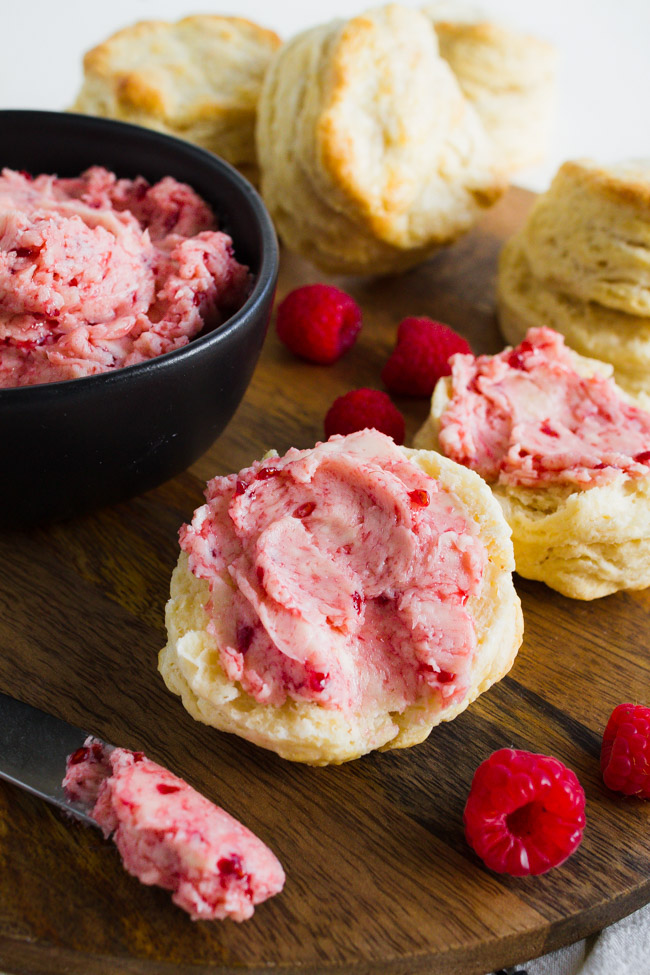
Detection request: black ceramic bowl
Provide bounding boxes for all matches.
[0,110,278,526]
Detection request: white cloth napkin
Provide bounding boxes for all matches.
[491,901,650,975]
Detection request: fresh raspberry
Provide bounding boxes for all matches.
[463,748,586,876]
[601,703,650,798]
[324,388,405,444]
[276,284,362,364]
[381,317,472,396]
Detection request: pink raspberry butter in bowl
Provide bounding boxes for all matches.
[0,110,278,526]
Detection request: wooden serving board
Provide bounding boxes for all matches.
[1,188,649,975]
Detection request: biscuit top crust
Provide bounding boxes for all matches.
[438,327,650,488]
[557,159,650,212]
[0,167,250,387]
[63,740,285,921]
[433,19,556,87]
[180,429,487,715]
[82,16,282,121]
[519,159,650,315]
[315,4,501,241]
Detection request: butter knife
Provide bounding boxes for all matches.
[0,691,100,826]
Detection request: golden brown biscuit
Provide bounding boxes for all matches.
[70,15,282,184]
[498,160,650,397]
[159,443,522,765]
[499,232,650,398]
[521,160,650,315]
[425,13,557,173]
[256,4,505,274]
[415,344,650,600]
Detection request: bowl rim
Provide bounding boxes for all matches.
[0,109,279,402]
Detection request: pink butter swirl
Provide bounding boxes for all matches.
[180,429,487,713]
[439,327,650,488]
[63,740,285,921]
[0,166,250,387]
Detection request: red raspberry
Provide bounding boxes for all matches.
[382,317,472,396]
[276,284,362,364]
[324,388,405,444]
[601,703,650,798]
[463,748,586,876]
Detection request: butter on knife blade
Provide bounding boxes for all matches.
[0,690,98,825]
[0,690,285,920]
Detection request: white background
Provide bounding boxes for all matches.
[2,0,649,191]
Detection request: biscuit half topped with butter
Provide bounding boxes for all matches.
[256,4,505,274]
[415,327,650,599]
[159,429,522,765]
[71,15,282,185]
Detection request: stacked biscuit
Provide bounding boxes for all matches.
[255,4,505,275]
[499,159,650,398]
[71,5,556,276]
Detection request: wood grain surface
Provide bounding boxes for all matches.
[1,187,649,975]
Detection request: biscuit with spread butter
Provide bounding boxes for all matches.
[415,330,650,599]
[159,435,522,765]
[70,15,282,185]
[255,4,505,275]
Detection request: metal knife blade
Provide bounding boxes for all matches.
[0,691,100,826]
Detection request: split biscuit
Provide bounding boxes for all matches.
[70,15,282,184]
[255,4,505,275]
[415,337,650,599]
[159,442,522,765]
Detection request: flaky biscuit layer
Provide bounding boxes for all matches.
[159,448,522,765]
[256,4,505,274]
[521,160,650,317]
[498,234,650,398]
[416,365,650,599]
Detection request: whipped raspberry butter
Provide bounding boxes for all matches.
[180,429,488,714]
[439,327,650,488]
[63,740,284,921]
[0,166,250,387]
